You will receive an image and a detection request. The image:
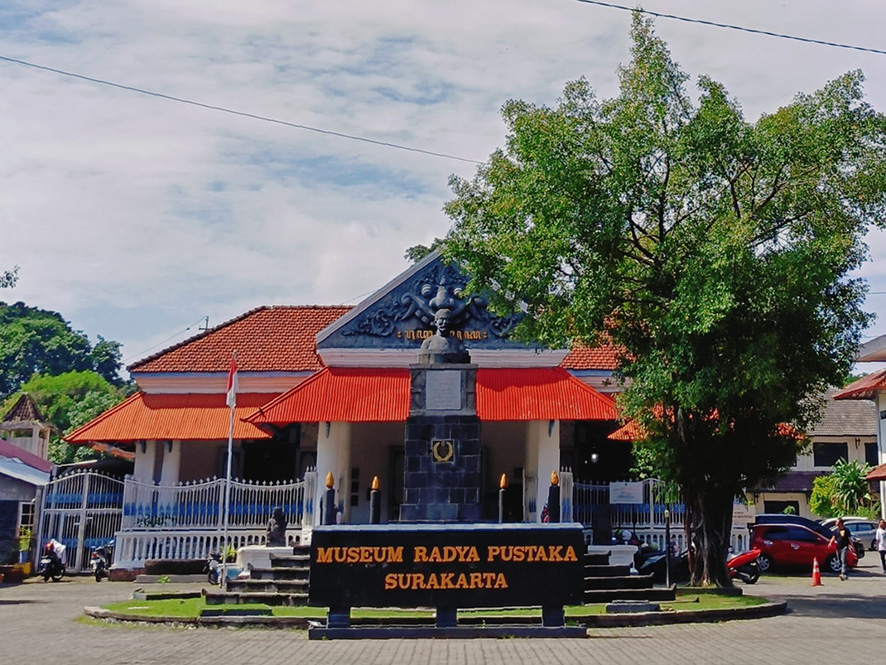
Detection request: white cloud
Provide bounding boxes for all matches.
[3,0,886,366]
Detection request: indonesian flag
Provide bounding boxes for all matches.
[226,354,239,408]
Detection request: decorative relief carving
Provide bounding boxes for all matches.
[342,262,521,339]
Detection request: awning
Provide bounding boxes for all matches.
[248,367,617,425]
[64,393,276,443]
[608,420,643,442]
[833,369,886,400]
[867,463,886,482]
[248,368,411,424]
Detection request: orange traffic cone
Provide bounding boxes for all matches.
[811,558,822,586]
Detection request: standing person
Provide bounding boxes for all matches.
[828,517,853,580]
[876,519,886,574]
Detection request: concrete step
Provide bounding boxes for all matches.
[204,590,308,606]
[585,574,654,591]
[584,553,610,566]
[584,587,676,604]
[584,564,631,577]
[226,579,309,594]
[249,566,309,581]
[269,553,310,567]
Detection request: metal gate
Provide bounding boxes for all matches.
[38,471,123,572]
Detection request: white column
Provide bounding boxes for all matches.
[159,440,182,486]
[133,440,157,482]
[315,422,352,525]
[527,420,560,523]
[30,425,41,458]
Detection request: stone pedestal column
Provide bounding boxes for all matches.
[399,364,482,522]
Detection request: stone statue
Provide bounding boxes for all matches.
[266,507,287,547]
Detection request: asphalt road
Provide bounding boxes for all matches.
[2,555,885,665]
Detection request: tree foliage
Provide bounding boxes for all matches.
[0,301,124,397]
[809,459,878,518]
[404,238,445,264]
[2,371,129,465]
[444,14,886,585]
[0,266,18,289]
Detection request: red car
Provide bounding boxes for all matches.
[750,523,858,575]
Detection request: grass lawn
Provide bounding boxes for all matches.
[101,591,766,621]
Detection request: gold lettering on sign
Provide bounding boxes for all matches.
[486,545,578,563]
[315,546,404,564]
[384,572,509,590]
[400,329,490,341]
[413,546,480,563]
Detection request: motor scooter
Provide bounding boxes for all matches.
[39,539,66,582]
[90,541,114,582]
[727,548,762,584]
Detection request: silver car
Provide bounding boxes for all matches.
[820,517,880,551]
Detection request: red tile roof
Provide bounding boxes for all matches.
[249,368,411,424]
[833,369,886,400]
[560,344,621,371]
[0,438,53,473]
[64,393,275,443]
[608,420,642,441]
[128,306,352,373]
[867,463,886,482]
[476,368,618,421]
[248,367,618,425]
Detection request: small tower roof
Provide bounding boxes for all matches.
[1,393,51,427]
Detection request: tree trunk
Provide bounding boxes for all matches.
[683,486,734,587]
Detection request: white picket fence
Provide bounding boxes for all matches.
[121,471,315,531]
[113,528,297,569]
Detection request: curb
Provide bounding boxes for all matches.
[83,599,788,630]
[582,600,788,627]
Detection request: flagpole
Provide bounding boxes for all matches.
[221,351,238,590]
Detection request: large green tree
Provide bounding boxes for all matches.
[2,371,128,465]
[0,301,124,397]
[444,15,886,585]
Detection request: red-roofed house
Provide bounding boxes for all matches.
[61,253,624,569]
[834,343,886,518]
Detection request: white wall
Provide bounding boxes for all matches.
[315,422,351,525]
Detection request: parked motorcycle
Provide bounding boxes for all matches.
[90,541,114,582]
[636,544,690,583]
[39,539,66,583]
[639,545,761,584]
[727,548,762,584]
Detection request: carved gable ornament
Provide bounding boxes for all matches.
[317,253,536,352]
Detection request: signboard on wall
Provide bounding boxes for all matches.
[609,481,644,504]
[732,502,756,526]
[309,524,585,609]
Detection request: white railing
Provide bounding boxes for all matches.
[573,479,685,530]
[113,528,279,569]
[121,474,310,531]
[633,526,751,554]
[571,478,750,553]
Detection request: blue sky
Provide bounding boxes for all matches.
[3,0,886,372]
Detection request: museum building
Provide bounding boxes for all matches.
[62,252,626,568]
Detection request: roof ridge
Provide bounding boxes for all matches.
[243,367,331,423]
[127,305,352,372]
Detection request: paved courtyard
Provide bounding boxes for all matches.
[2,556,885,665]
